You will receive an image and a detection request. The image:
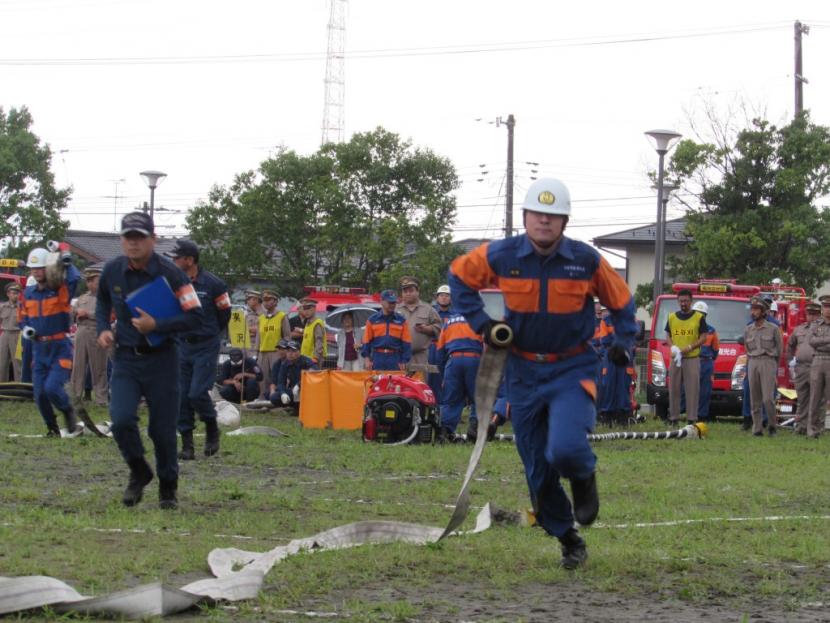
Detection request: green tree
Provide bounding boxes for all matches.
[186,127,460,295]
[0,107,70,254]
[665,112,830,294]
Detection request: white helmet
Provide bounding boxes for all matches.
[692,301,708,314]
[27,248,49,268]
[435,285,450,295]
[522,178,571,216]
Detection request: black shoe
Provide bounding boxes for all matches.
[122,457,154,507]
[558,528,588,570]
[46,425,61,437]
[436,427,455,444]
[768,427,777,436]
[742,419,752,431]
[159,479,178,510]
[204,419,220,457]
[466,420,479,442]
[752,431,763,437]
[62,407,82,434]
[571,472,600,526]
[178,431,195,461]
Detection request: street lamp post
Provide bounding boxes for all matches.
[651,182,679,293]
[139,170,167,220]
[645,130,682,307]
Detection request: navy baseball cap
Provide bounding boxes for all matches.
[286,340,300,351]
[120,212,154,236]
[381,289,398,303]
[166,239,200,260]
[277,339,289,349]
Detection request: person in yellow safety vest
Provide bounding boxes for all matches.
[665,288,709,425]
[297,297,326,364]
[257,289,290,398]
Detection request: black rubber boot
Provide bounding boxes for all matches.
[204,419,220,457]
[558,528,588,570]
[436,427,455,444]
[159,479,178,510]
[466,419,479,442]
[178,431,195,461]
[61,407,81,434]
[122,457,154,507]
[571,472,600,526]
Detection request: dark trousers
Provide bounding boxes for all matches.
[177,337,220,434]
[219,379,259,403]
[440,354,479,431]
[32,339,73,429]
[110,345,180,482]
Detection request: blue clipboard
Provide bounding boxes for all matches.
[125,276,181,346]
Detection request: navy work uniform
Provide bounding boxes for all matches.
[167,240,232,458]
[96,246,203,500]
[217,348,262,404]
[436,312,482,435]
[450,178,637,569]
[360,290,412,370]
[274,340,318,410]
[20,246,82,435]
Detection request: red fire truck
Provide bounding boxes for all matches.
[646,280,807,419]
[0,258,27,292]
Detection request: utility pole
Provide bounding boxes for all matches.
[104,178,126,232]
[497,114,515,237]
[321,0,347,145]
[794,20,809,116]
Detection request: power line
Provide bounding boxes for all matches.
[0,22,792,67]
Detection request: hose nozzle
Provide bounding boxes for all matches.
[22,326,37,340]
[489,322,513,348]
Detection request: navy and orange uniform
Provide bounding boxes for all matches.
[596,315,634,421]
[436,313,483,432]
[697,326,720,421]
[427,304,453,403]
[20,265,81,431]
[177,268,232,436]
[360,310,412,370]
[96,253,204,485]
[449,234,636,539]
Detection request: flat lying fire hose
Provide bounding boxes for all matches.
[0,323,704,618]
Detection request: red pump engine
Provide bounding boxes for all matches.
[362,373,439,444]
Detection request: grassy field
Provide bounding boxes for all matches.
[1,400,830,622]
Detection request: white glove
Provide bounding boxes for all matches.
[673,352,683,368]
[280,393,291,405]
[789,357,797,369]
[292,384,300,401]
[670,345,681,357]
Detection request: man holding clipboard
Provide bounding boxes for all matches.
[96,212,204,510]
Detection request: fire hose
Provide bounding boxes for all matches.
[0,322,707,618]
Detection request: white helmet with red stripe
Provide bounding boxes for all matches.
[522,178,571,216]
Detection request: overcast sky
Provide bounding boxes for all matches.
[2,0,828,265]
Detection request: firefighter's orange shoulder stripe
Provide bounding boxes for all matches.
[450,243,497,290]
[591,256,631,310]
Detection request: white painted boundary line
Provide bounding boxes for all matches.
[594,514,830,529]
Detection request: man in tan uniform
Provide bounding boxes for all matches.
[807,295,830,439]
[397,276,442,366]
[744,296,782,436]
[0,282,22,381]
[71,265,109,406]
[244,290,264,352]
[787,301,820,434]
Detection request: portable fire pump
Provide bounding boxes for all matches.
[362,373,439,444]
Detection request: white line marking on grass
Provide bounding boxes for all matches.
[596,515,830,529]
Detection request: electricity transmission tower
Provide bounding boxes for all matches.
[321,0,347,145]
